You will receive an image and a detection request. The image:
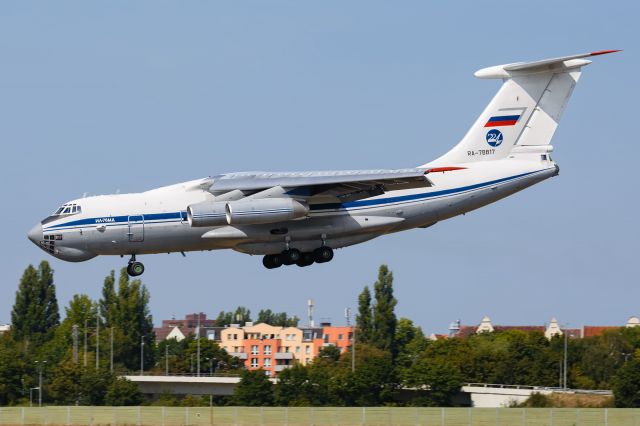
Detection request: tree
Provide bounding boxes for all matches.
[613,357,640,407]
[372,265,397,356]
[330,344,397,406]
[395,318,428,373]
[0,336,26,405]
[98,269,154,371]
[318,345,341,362]
[275,364,312,406]
[256,309,299,327]
[233,369,274,406]
[406,359,462,406]
[11,261,60,344]
[356,286,373,344]
[105,377,143,406]
[216,306,251,326]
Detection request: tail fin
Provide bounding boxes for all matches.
[425,50,620,166]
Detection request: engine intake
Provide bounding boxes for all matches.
[226,198,309,225]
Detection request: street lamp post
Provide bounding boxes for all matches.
[140,336,145,376]
[29,387,39,407]
[562,323,569,391]
[35,360,47,407]
[196,315,201,377]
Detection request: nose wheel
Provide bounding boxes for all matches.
[126,255,145,277]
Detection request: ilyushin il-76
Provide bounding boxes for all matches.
[28,51,618,276]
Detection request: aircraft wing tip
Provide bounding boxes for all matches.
[590,49,622,56]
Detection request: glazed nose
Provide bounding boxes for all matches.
[28,223,43,244]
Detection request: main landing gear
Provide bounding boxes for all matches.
[262,246,334,269]
[126,255,145,277]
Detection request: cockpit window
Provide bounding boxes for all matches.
[51,203,82,217]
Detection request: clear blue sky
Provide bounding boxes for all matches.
[1,2,637,334]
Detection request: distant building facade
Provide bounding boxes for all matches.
[154,313,224,342]
[438,315,640,340]
[219,322,353,376]
[0,324,10,336]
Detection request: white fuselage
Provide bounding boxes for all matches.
[30,157,558,263]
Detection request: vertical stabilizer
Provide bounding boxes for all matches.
[423,51,619,167]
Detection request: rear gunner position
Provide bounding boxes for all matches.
[28,51,618,275]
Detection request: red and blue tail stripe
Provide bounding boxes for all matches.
[484,114,521,127]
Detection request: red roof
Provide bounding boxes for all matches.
[583,326,620,338]
[493,326,545,333]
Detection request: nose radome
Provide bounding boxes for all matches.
[28,223,43,244]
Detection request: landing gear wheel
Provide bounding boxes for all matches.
[262,254,283,269]
[296,252,315,267]
[127,261,145,277]
[281,249,301,265]
[313,246,334,263]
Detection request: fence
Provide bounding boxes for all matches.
[0,406,638,426]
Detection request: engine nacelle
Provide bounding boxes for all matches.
[187,201,228,227]
[226,198,309,225]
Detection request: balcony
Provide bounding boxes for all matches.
[275,365,292,372]
[274,352,294,360]
[229,352,247,360]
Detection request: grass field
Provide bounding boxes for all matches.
[0,406,638,426]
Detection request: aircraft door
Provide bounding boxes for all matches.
[128,215,144,242]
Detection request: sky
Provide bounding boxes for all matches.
[0,1,638,335]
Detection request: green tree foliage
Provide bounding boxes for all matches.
[356,286,373,344]
[233,369,274,406]
[372,265,397,356]
[612,356,640,407]
[216,306,252,326]
[99,269,154,371]
[105,377,143,406]
[318,345,341,362]
[395,318,429,375]
[275,364,314,406]
[256,309,299,327]
[153,336,242,375]
[0,335,26,405]
[48,361,115,405]
[330,343,397,406]
[405,359,462,406]
[11,261,60,345]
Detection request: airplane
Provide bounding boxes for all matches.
[28,50,618,276]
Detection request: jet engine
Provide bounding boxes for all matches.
[188,198,309,227]
[225,198,309,225]
[187,201,227,227]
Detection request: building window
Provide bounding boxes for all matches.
[305,358,310,364]
[251,345,259,355]
[295,346,300,353]
[338,334,343,340]
[265,370,271,376]
[264,358,271,367]
[251,358,258,368]
[264,345,272,355]
[284,346,289,353]
[305,345,310,354]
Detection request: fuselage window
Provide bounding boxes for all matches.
[76,206,82,213]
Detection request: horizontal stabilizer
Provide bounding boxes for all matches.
[475,50,620,79]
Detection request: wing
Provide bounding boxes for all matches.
[208,168,433,203]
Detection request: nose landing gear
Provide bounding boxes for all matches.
[126,255,145,277]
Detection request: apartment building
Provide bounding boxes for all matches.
[220,322,352,375]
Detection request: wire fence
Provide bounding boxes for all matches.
[0,406,638,426]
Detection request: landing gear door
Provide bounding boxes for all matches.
[128,215,144,242]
